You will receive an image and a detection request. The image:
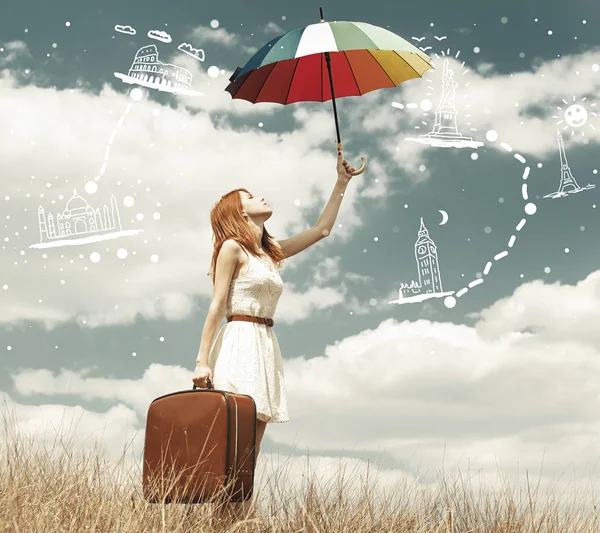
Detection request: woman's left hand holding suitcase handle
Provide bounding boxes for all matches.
[192,363,214,389]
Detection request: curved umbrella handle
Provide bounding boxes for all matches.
[349,156,368,176]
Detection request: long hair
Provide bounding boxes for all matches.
[207,188,286,284]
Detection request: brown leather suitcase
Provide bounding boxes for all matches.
[142,378,257,504]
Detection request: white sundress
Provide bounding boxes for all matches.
[207,246,289,424]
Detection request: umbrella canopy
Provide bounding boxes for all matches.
[225,20,433,104]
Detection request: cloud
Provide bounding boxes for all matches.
[0,70,371,328]
[0,41,31,66]
[188,25,258,54]
[357,48,600,160]
[6,271,600,502]
[114,25,136,36]
[147,30,171,44]
[177,42,205,61]
[264,21,285,35]
[1,46,598,328]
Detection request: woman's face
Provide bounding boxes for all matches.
[240,191,271,218]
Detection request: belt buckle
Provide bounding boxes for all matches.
[265,317,274,327]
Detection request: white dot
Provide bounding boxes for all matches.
[65,21,71,27]
[420,99,433,111]
[544,267,551,273]
[159,337,165,342]
[470,153,479,160]
[60,280,65,285]
[2,285,7,290]
[130,88,144,101]
[369,298,377,306]
[444,296,456,308]
[519,52,525,58]
[548,30,553,35]
[90,252,101,263]
[153,212,161,220]
[136,213,144,221]
[117,248,128,259]
[52,43,57,48]
[258,122,264,127]
[7,346,11,351]
[583,20,587,24]
[501,17,508,24]
[85,181,98,194]
[404,204,408,209]
[123,196,135,207]
[593,64,599,73]
[419,165,426,172]
[565,248,569,253]
[150,254,159,263]
[594,169,598,174]
[524,203,537,215]
[580,226,585,231]
[486,130,498,142]
[537,163,543,168]
[484,226,492,234]
[282,15,286,20]
[207,66,220,78]
[4,196,9,201]
[210,19,219,28]
[473,46,480,54]
[499,197,504,203]
[132,352,137,357]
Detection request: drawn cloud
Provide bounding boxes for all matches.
[115,25,136,35]
[148,30,172,43]
[177,42,205,62]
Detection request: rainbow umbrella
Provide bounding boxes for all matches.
[225,7,433,176]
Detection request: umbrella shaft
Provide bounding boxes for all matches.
[324,51,342,145]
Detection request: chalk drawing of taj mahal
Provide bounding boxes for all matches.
[405,58,483,149]
[29,190,143,249]
[389,218,455,305]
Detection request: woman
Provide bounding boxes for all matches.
[192,143,357,524]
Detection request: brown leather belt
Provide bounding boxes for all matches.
[227,315,274,327]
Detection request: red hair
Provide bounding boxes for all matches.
[207,188,286,284]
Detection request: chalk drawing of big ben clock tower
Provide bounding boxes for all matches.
[389,218,454,305]
[415,218,443,293]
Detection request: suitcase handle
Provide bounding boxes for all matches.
[192,377,214,390]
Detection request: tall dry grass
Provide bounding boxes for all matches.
[1,400,599,532]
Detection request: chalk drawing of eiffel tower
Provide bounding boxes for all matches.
[544,130,595,199]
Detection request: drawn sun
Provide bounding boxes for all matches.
[553,96,597,137]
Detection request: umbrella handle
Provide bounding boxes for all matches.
[349,156,368,176]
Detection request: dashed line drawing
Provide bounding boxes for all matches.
[114,45,203,96]
[148,30,172,44]
[389,218,455,305]
[178,42,205,62]
[115,25,136,36]
[448,137,538,308]
[90,102,133,190]
[544,130,595,199]
[29,190,143,250]
[405,58,483,148]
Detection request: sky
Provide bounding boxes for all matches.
[1,0,600,505]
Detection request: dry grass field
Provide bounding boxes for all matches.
[1,401,599,533]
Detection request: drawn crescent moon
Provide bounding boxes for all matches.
[438,210,449,226]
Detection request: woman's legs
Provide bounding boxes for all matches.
[214,417,268,522]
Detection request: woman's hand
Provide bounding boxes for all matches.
[192,363,213,388]
[336,143,355,184]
